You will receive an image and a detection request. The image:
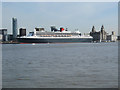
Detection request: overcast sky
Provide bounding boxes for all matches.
[2,2,118,35]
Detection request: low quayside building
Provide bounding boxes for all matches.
[0,28,8,42]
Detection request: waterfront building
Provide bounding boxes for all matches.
[0,28,8,41]
[118,36,120,40]
[12,17,18,39]
[107,31,117,42]
[101,25,107,41]
[19,28,26,36]
[7,34,13,41]
[8,34,20,41]
[90,26,101,42]
[90,25,107,42]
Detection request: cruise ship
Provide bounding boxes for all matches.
[17,27,93,43]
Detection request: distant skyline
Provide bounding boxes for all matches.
[2,2,118,35]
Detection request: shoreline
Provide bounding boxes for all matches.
[0,41,119,44]
[0,41,20,44]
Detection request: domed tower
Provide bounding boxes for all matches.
[101,25,106,41]
[92,26,96,33]
[90,26,96,36]
[101,25,104,32]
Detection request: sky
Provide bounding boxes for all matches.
[2,2,118,35]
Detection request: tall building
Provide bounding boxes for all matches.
[12,17,18,39]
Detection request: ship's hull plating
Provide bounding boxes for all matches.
[17,38,93,43]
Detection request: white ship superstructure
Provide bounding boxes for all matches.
[17,27,93,43]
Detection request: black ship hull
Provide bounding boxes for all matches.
[17,38,93,43]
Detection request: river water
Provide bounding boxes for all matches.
[2,42,118,88]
